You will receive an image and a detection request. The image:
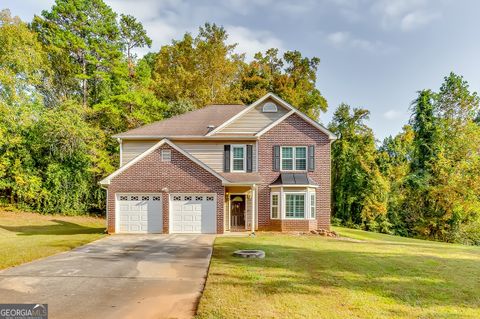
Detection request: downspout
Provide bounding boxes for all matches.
[251,184,256,235]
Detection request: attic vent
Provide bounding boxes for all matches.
[262,102,278,113]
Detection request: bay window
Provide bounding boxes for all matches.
[271,193,279,219]
[270,189,317,220]
[285,194,305,218]
[310,192,316,219]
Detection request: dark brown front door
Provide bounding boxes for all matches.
[230,195,246,228]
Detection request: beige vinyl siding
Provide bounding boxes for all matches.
[176,141,256,172]
[121,140,158,166]
[121,139,256,172]
[175,141,224,172]
[215,99,289,136]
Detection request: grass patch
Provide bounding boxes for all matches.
[197,228,480,319]
[0,209,106,270]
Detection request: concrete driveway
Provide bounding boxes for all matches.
[0,234,215,319]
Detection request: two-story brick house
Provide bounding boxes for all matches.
[100,93,336,234]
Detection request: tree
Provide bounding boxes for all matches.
[241,49,327,119]
[0,9,49,105]
[422,73,480,243]
[377,126,414,236]
[410,89,437,173]
[329,104,388,231]
[32,0,122,106]
[119,14,152,77]
[153,23,244,109]
[0,10,49,206]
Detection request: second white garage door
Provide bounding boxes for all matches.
[170,194,216,234]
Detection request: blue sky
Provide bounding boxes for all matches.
[4,0,480,140]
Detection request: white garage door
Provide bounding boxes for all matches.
[116,194,163,233]
[170,194,216,234]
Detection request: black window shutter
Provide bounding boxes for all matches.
[224,145,231,172]
[308,145,315,171]
[246,145,253,172]
[273,145,280,171]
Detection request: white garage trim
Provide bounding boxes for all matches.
[115,193,163,233]
[169,193,217,234]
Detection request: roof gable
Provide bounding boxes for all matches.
[212,97,290,136]
[208,93,336,140]
[99,139,228,185]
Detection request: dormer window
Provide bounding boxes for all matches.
[262,102,278,113]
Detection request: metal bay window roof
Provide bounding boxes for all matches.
[270,173,317,187]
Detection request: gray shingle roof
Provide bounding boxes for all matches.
[113,104,246,138]
[220,173,262,184]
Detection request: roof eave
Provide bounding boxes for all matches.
[269,184,319,188]
[112,135,259,140]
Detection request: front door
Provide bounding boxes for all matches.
[230,195,246,229]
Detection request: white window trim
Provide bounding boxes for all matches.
[280,146,307,171]
[262,102,278,113]
[161,149,172,162]
[267,190,317,220]
[270,192,280,219]
[310,192,316,219]
[284,192,307,220]
[231,144,246,173]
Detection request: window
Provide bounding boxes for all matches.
[161,149,171,162]
[281,147,293,170]
[285,194,305,218]
[271,193,279,219]
[295,147,307,170]
[310,193,316,219]
[262,102,278,113]
[231,145,246,172]
[281,146,307,171]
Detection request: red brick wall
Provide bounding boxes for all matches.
[257,113,332,232]
[106,144,224,234]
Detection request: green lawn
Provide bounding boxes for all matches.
[0,210,106,270]
[197,227,480,319]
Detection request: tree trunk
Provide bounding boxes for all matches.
[82,56,87,107]
[127,46,135,78]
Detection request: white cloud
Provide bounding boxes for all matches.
[327,31,350,46]
[400,11,441,31]
[226,26,284,60]
[383,110,402,120]
[327,31,393,54]
[371,0,442,31]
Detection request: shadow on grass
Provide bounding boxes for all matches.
[210,239,480,310]
[0,219,105,236]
